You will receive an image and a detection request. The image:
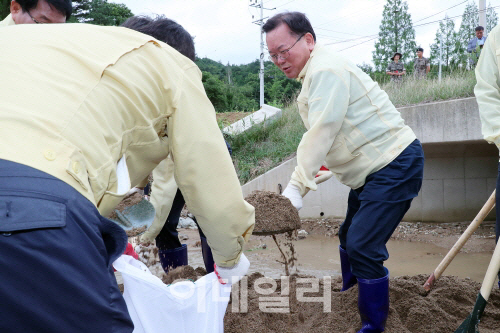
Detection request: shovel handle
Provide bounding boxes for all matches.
[480,233,500,301]
[424,190,496,291]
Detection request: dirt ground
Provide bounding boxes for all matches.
[125,217,500,333]
[216,111,254,126]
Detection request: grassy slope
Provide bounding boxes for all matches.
[230,71,476,184]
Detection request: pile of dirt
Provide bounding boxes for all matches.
[161,265,206,285]
[245,190,301,235]
[224,273,500,333]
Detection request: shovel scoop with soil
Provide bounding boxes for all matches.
[245,190,301,275]
[108,192,155,237]
[245,190,301,236]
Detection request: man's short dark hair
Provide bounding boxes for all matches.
[16,0,72,20]
[262,12,316,42]
[121,15,196,62]
[476,26,484,31]
[416,47,424,52]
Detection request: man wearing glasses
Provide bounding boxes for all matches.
[264,12,424,333]
[1,0,71,26]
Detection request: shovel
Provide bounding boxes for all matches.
[454,237,500,332]
[424,190,496,291]
[110,197,155,237]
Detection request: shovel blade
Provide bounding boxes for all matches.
[454,292,487,333]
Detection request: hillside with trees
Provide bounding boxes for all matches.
[196,58,301,113]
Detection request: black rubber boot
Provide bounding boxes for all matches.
[356,268,390,333]
[339,245,357,291]
[158,244,188,274]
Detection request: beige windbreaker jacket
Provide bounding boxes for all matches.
[475,25,500,152]
[0,14,15,27]
[0,23,254,267]
[291,45,416,196]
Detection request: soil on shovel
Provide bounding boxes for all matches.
[245,190,301,235]
[224,273,500,333]
[125,225,146,237]
[107,192,143,221]
[245,190,300,275]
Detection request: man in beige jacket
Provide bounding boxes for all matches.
[0,21,254,332]
[264,12,424,333]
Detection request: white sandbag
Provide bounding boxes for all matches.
[113,255,231,333]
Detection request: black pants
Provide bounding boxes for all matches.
[155,189,206,249]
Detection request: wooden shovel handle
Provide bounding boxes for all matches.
[480,232,500,301]
[424,190,496,291]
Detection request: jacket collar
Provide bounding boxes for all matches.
[297,44,321,82]
[0,14,16,27]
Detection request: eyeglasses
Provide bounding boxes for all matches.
[27,10,44,24]
[268,34,304,62]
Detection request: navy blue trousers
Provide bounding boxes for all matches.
[0,160,133,332]
[155,189,206,249]
[496,162,500,244]
[338,139,424,279]
[496,162,500,280]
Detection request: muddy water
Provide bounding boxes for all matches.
[186,235,493,283]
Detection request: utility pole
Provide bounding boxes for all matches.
[439,34,443,82]
[259,0,264,107]
[394,7,400,52]
[479,0,486,33]
[250,0,275,108]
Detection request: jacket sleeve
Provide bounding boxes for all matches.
[290,69,350,196]
[167,65,255,267]
[475,27,500,148]
[139,157,179,244]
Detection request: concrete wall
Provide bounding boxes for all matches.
[241,97,499,222]
[223,104,282,136]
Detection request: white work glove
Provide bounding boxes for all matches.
[214,253,250,285]
[126,187,144,197]
[315,168,333,185]
[282,183,303,211]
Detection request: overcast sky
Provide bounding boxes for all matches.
[111,0,500,66]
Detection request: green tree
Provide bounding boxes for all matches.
[487,2,498,33]
[357,62,374,75]
[69,0,92,23]
[430,15,458,67]
[1,0,10,21]
[372,0,416,72]
[264,62,300,106]
[455,2,498,68]
[86,0,132,26]
[456,2,479,67]
[69,0,133,26]
[201,71,227,111]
